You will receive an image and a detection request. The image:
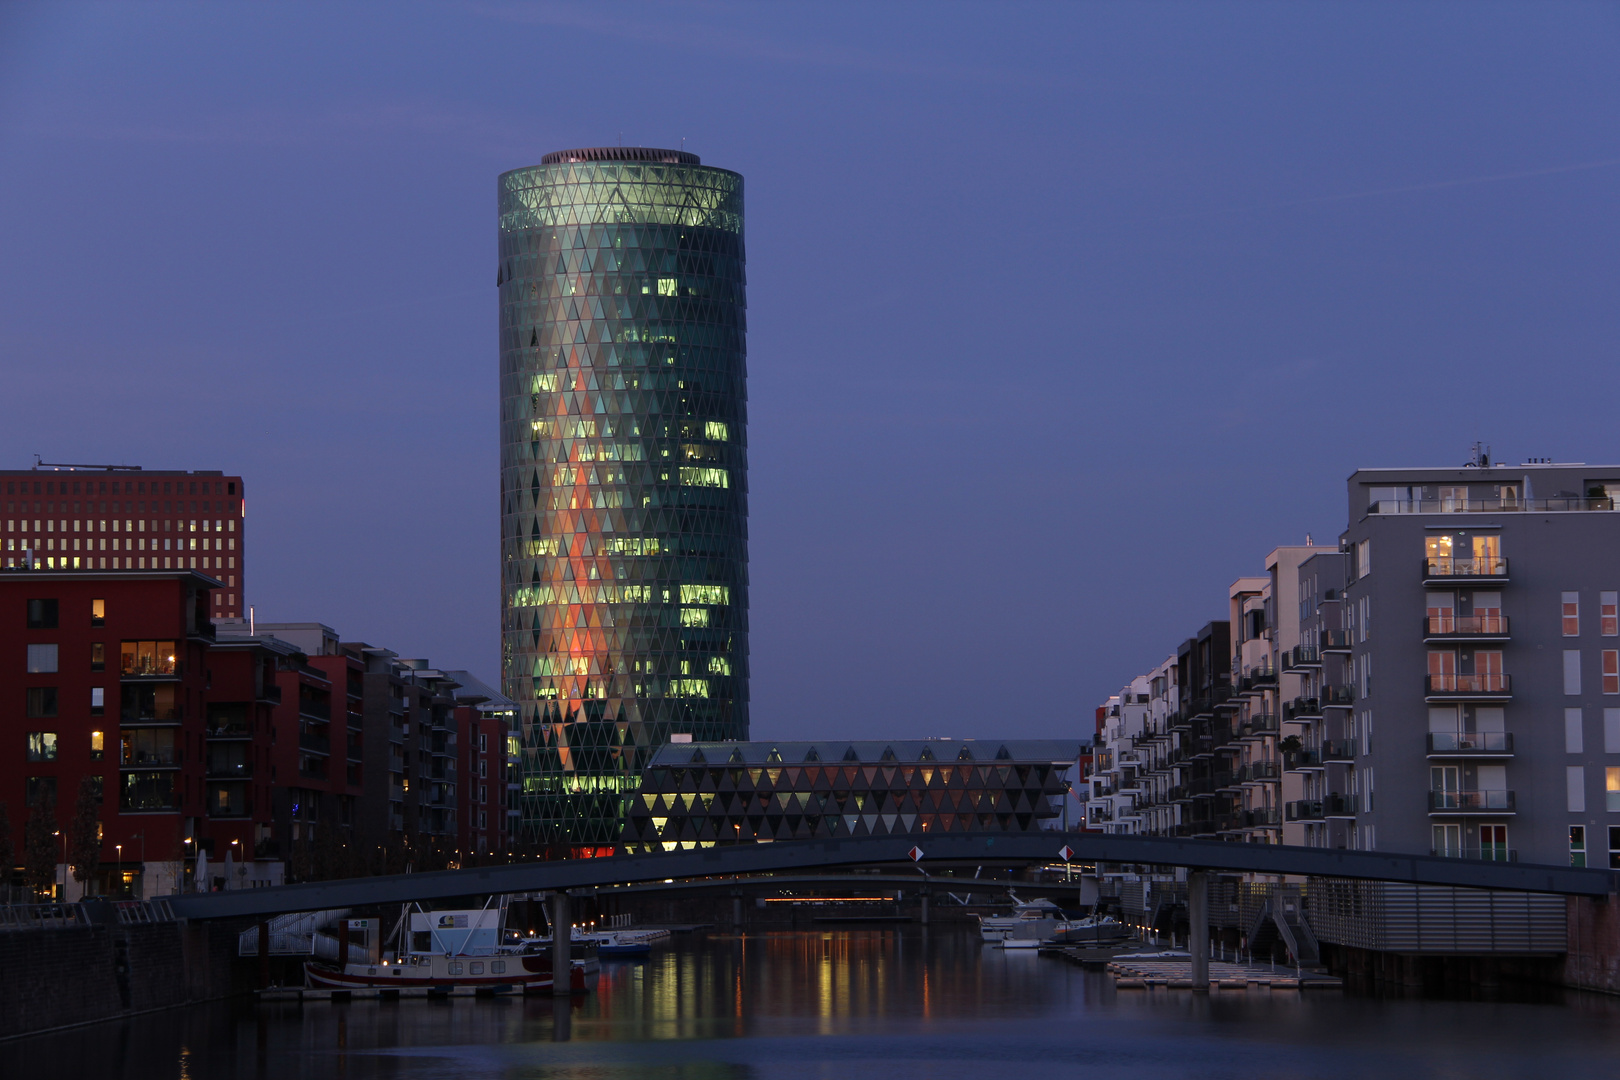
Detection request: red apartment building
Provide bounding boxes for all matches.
[1,467,247,621]
[446,670,517,857]
[0,569,272,898]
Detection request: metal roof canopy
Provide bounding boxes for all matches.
[167,831,1618,920]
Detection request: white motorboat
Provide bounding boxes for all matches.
[304,898,598,995]
[977,892,1067,942]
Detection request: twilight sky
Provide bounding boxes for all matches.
[1,3,1616,741]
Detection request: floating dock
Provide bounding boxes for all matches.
[1044,947,1342,990]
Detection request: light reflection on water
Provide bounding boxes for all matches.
[13,929,1620,1079]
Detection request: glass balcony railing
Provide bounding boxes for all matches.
[1433,846,1516,861]
[1426,673,1511,695]
[1425,615,1510,637]
[1285,799,1323,821]
[1427,731,1513,754]
[1424,557,1509,578]
[1428,789,1515,812]
[1319,629,1352,651]
[1375,497,1613,515]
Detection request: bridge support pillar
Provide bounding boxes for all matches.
[551,891,572,996]
[920,889,929,926]
[1188,871,1209,991]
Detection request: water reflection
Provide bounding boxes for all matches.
[12,929,1620,1079]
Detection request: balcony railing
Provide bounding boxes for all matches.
[1240,714,1279,737]
[1423,557,1509,579]
[1283,697,1322,722]
[1428,789,1515,812]
[1283,748,1322,771]
[1285,799,1323,821]
[1426,673,1512,697]
[1319,629,1352,652]
[1427,731,1514,755]
[1324,793,1355,817]
[1244,807,1281,827]
[1375,497,1614,515]
[1242,761,1281,782]
[1424,615,1510,639]
[1321,685,1355,707]
[298,731,331,755]
[1321,740,1355,761]
[1432,846,1517,862]
[1282,646,1321,671]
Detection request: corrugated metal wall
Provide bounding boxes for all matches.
[1307,878,1566,954]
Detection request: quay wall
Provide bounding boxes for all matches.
[1565,893,1620,995]
[0,917,247,1042]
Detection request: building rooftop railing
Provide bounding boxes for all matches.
[1372,497,1615,514]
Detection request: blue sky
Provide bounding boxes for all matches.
[2,2,1616,739]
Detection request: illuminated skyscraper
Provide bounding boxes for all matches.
[497,147,748,850]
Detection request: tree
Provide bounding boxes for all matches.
[0,802,15,885]
[22,791,58,896]
[68,777,103,886]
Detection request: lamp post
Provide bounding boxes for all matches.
[115,844,122,897]
[53,830,65,901]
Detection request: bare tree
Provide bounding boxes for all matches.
[68,777,103,886]
[0,802,15,885]
[23,791,58,896]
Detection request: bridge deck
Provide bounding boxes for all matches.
[167,832,1618,920]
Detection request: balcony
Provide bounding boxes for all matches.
[1425,673,1512,701]
[1321,685,1355,708]
[1242,760,1280,782]
[1283,697,1322,723]
[1285,799,1323,821]
[1427,731,1514,757]
[1432,846,1517,862]
[298,730,331,755]
[1423,557,1509,584]
[1239,714,1279,738]
[1428,789,1515,814]
[1374,496,1614,515]
[256,684,283,705]
[1244,807,1281,828]
[1282,646,1321,672]
[1424,615,1511,643]
[1283,748,1322,771]
[1321,740,1355,762]
[1320,629,1352,653]
[1324,793,1355,818]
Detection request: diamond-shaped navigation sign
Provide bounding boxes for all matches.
[1058,845,1075,861]
[908,846,925,862]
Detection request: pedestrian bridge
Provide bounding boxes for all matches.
[167,831,1617,921]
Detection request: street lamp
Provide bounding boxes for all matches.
[115,844,122,896]
[53,830,65,900]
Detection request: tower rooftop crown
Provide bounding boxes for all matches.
[539,146,700,166]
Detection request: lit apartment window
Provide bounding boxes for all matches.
[1563,592,1581,636]
[25,732,57,762]
[1605,651,1620,695]
[1604,592,1619,636]
[91,598,105,626]
[1609,767,1620,813]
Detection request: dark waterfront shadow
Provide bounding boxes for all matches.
[7,928,1620,1079]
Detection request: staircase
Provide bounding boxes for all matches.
[1247,887,1319,966]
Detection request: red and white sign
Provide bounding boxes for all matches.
[1057,845,1075,861]
[908,846,925,862]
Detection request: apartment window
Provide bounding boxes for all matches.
[1570,825,1586,868]
[25,687,57,718]
[1609,767,1620,812]
[1568,766,1587,813]
[1607,708,1620,753]
[91,642,105,671]
[121,640,177,676]
[90,730,104,761]
[26,643,58,673]
[1604,593,1619,637]
[1566,708,1585,753]
[1612,826,1620,870]
[1357,538,1371,578]
[1605,651,1620,694]
[1363,767,1374,813]
[25,732,57,762]
[1563,592,1581,636]
[91,598,105,626]
[25,598,57,629]
[1361,710,1372,755]
[26,776,56,807]
[1359,596,1370,642]
[1433,823,1461,857]
[1480,824,1509,861]
[1565,651,1583,695]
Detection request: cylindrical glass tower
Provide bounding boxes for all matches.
[498,147,748,851]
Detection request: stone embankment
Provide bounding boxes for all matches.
[0,900,247,1042]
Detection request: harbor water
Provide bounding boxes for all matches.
[11,928,1620,1079]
